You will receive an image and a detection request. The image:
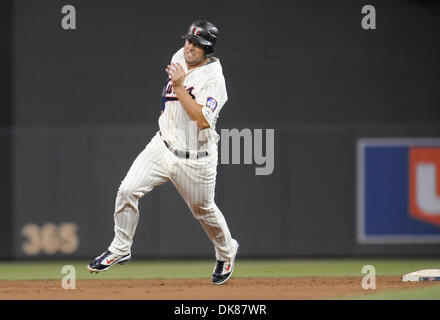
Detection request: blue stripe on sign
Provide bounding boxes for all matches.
[364,146,408,235]
[364,146,440,236]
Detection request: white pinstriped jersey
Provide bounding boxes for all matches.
[159,47,228,152]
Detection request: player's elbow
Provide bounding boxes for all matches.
[198,119,210,130]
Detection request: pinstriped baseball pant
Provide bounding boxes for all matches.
[108,131,236,261]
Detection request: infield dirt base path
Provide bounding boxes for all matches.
[0,276,436,300]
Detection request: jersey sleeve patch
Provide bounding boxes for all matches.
[206,97,218,112]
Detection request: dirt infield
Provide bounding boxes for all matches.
[0,276,436,300]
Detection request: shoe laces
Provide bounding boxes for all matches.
[95,250,111,264]
[214,260,225,275]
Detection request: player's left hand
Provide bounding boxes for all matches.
[166,63,186,89]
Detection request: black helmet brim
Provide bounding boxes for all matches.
[181,34,213,47]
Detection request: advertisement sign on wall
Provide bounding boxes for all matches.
[357,138,440,244]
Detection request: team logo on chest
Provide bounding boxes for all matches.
[164,79,196,100]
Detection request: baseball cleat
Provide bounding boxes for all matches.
[211,239,239,285]
[87,250,131,273]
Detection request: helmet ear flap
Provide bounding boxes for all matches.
[203,45,214,58]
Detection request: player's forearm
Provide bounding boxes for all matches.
[174,86,210,130]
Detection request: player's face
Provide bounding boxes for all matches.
[184,39,207,69]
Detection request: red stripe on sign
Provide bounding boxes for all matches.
[409,147,440,226]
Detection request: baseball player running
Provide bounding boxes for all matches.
[88,20,239,285]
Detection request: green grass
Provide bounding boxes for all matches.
[0,259,439,281]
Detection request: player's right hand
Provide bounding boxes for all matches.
[165,63,186,89]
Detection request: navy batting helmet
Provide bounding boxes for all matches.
[181,20,219,57]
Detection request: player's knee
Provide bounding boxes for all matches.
[117,184,137,202]
[191,202,215,218]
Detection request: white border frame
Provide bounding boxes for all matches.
[357,137,440,244]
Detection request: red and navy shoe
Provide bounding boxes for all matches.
[212,239,239,285]
[87,250,131,273]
